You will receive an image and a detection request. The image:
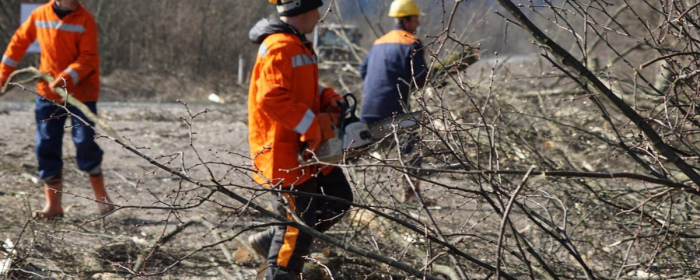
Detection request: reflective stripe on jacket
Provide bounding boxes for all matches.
[248,32,340,187]
[359,28,426,124]
[0,0,99,102]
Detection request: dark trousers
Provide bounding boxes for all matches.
[35,97,103,179]
[266,167,353,279]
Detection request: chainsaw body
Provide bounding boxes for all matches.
[313,125,343,161]
[313,123,373,162]
[301,94,372,163]
[343,122,373,149]
[367,111,422,141]
[300,94,421,163]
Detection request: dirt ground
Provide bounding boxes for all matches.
[0,58,593,279]
[0,100,269,279]
[0,95,475,279]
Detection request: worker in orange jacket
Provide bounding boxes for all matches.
[247,0,354,278]
[0,0,114,219]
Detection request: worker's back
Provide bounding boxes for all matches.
[360,28,426,125]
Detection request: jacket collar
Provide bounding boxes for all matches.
[249,16,314,53]
[49,0,86,19]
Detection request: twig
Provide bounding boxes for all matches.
[639,51,698,69]
[132,218,202,273]
[496,0,700,189]
[496,165,535,279]
[303,256,335,280]
[111,170,137,188]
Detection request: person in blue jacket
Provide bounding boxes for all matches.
[359,0,430,203]
[360,0,426,125]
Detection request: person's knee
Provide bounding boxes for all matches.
[72,124,97,146]
[36,123,65,152]
[36,140,63,180]
[73,125,103,170]
[35,139,61,158]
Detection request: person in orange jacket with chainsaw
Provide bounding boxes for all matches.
[246,0,354,278]
[0,0,114,219]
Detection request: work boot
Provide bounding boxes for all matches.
[248,228,275,260]
[34,178,64,220]
[89,173,115,215]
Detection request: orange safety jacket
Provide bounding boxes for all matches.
[248,21,341,188]
[0,0,99,102]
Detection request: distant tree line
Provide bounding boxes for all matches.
[0,0,272,87]
[0,1,540,86]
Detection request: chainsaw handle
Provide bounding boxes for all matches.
[337,93,358,140]
[342,93,358,120]
[337,101,348,140]
[336,99,348,112]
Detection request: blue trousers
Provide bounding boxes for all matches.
[35,97,103,179]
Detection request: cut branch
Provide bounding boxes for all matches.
[494,0,700,189]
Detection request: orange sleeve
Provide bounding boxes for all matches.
[1,12,37,78]
[319,86,343,112]
[58,17,99,86]
[256,44,317,135]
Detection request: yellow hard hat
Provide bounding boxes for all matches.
[388,0,420,18]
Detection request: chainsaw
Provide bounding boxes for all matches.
[299,94,421,163]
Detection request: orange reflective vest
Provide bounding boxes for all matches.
[248,32,341,187]
[1,1,99,102]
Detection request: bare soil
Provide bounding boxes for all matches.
[0,97,470,279]
[0,100,265,279]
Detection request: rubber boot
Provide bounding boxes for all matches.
[34,178,64,219]
[89,173,115,215]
